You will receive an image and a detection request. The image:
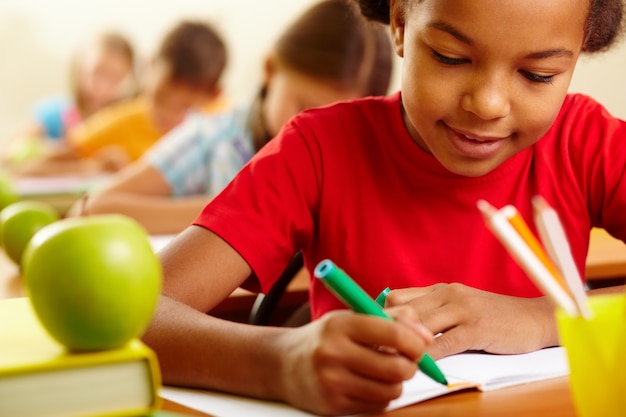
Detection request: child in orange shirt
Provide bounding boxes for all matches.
[17,20,227,176]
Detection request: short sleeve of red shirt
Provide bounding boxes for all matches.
[550,94,626,235]
[194,118,321,293]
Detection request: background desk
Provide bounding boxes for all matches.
[586,228,626,281]
[0,248,308,322]
[1,227,624,315]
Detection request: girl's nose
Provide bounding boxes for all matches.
[460,73,511,120]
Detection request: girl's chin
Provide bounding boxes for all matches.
[437,154,506,178]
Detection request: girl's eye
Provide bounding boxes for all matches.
[432,48,556,84]
[519,70,555,84]
[432,50,469,66]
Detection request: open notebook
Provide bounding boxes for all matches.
[160,346,569,417]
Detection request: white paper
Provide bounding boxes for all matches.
[160,386,317,417]
[437,346,569,391]
[160,347,569,416]
[14,175,110,196]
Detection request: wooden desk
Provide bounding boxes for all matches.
[373,376,575,417]
[586,228,626,280]
[161,398,212,416]
[1,227,622,312]
[0,242,585,417]
[159,376,576,416]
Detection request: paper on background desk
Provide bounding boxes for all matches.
[14,175,110,197]
[160,346,569,416]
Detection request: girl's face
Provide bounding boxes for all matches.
[390,0,587,177]
[262,60,363,137]
[77,47,134,114]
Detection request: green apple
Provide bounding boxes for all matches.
[0,200,59,265]
[0,172,18,212]
[5,137,46,165]
[22,214,162,351]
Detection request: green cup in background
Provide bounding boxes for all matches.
[556,293,626,416]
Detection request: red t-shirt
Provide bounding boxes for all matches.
[196,92,626,320]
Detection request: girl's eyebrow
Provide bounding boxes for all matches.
[427,21,574,60]
[524,49,574,59]
[428,21,473,45]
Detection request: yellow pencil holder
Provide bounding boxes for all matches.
[556,293,626,417]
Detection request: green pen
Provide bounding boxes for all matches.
[314,259,448,386]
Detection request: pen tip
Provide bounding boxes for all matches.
[418,354,448,385]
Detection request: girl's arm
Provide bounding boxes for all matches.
[143,225,435,416]
[143,225,285,394]
[73,161,209,234]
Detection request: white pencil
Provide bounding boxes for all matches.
[477,200,578,317]
[500,204,572,296]
[532,196,591,318]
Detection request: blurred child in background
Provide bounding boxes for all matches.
[75,0,393,234]
[16,20,228,176]
[1,32,137,167]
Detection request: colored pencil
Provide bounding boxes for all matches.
[477,200,578,317]
[532,196,591,318]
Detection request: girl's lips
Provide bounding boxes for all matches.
[447,127,511,159]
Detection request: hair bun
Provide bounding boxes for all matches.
[355,0,391,24]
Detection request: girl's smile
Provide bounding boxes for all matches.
[444,124,513,161]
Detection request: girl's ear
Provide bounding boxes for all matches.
[262,55,277,90]
[389,0,406,58]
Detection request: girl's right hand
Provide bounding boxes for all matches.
[275,308,433,416]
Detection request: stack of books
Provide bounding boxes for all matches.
[0,297,161,417]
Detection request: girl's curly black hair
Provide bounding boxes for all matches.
[354,0,625,53]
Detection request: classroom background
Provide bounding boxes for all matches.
[1,0,626,142]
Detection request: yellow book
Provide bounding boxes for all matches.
[0,297,161,417]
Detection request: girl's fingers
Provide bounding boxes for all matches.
[341,340,418,382]
[385,285,445,307]
[342,313,433,363]
[317,365,405,411]
[427,325,473,360]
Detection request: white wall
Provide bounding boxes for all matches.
[569,49,626,116]
[0,0,321,140]
[1,0,625,141]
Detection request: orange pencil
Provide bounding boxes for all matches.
[500,205,573,298]
[478,200,578,317]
